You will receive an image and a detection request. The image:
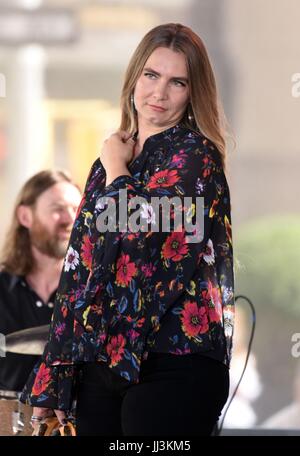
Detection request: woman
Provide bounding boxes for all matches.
[21,23,235,436]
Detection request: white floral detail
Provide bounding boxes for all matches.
[140,203,156,224]
[222,286,234,305]
[223,306,235,338]
[64,246,80,272]
[95,198,107,211]
[203,239,215,265]
[195,178,205,195]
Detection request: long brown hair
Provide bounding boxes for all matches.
[120,23,234,168]
[0,170,79,276]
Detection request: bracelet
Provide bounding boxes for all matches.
[30,415,44,422]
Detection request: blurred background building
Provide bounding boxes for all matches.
[0,0,300,431]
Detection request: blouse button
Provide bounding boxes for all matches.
[36,300,43,308]
[48,302,54,309]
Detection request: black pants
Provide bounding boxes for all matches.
[76,352,229,436]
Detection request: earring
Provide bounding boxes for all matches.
[130,93,137,114]
[187,104,194,122]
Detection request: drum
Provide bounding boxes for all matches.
[0,391,33,436]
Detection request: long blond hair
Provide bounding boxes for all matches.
[0,170,79,276]
[120,23,234,169]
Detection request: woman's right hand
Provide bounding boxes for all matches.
[32,406,67,425]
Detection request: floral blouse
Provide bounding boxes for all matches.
[21,123,234,411]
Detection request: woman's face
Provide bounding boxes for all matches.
[134,47,190,129]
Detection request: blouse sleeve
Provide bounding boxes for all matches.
[20,158,105,411]
[19,357,76,411]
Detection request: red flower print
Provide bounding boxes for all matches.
[146,169,180,189]
[141,262,157,277]
[202,280,223,323]
[180,301,209,337]
[61,305,68,319]
[106,334,126,367]
[116,253,137,287]
[81,234,93,271]
[54,322,66,341]
[170,150,187,168]
[127,232,139,241]
[136,317,145,328]
[32,363,51,396]
[207,280,222,323]
[127,328,140,342]
[202,156,212,178]
[162,231,189,262]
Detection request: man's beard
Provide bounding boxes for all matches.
[30,217,71,259]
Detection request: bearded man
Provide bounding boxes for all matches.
[0,170,81,393]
